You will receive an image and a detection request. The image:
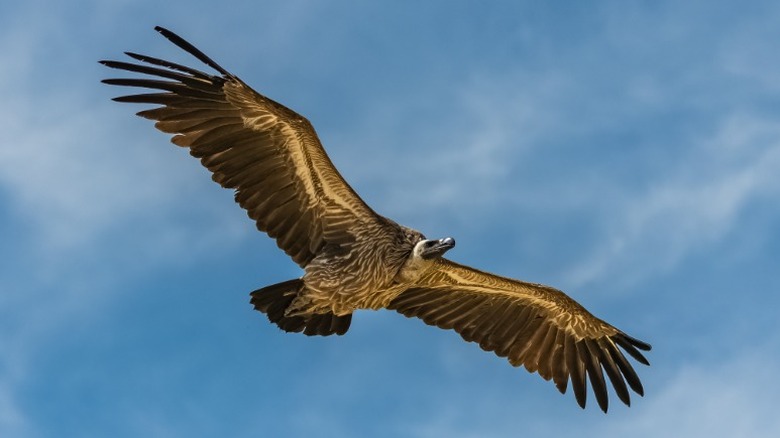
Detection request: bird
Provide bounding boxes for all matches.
[100,26,651,413]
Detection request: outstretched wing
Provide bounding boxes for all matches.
[388,259,651,412]
[101,27,381,266]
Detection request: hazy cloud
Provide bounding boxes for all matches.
[0,382,30,437]
[601,346,780,437]
[567,112,780,287]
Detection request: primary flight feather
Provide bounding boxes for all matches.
[101,26,651,413]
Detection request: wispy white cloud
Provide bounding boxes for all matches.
[335,68,578,233]
[600,345,780,437]
[0,1,257,255]
[0,90,256,255]
[400,342,780,438]
[0,13,259,436]
[566,112,780,288]
[0,382,30,438]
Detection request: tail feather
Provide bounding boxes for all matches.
[250,279,352,336]
[303,312,352,336]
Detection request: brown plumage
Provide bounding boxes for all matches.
[101,26,651,413]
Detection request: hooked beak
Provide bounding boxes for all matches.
[420,237,456,259]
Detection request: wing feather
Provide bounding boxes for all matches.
[101,26,382,266]
[512,321,550,371]
[387,258,651,412]
[583,339,609,412]
[533,326,560,380]
[549,331,568,394]
[596,338,630,405]
[567,337,588,409]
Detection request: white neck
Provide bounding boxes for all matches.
[394,240,436,284]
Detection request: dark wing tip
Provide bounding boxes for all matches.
[152,26,232,77]
[583,340,610,413]
[623,333,652,351]
[596,338,632,407]
[568,331,650,412]
[614,334,651,366]
[565,337,588,409]
[154,26,177,41]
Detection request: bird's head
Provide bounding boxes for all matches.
[413,237,456,260]
[395,235,457,284]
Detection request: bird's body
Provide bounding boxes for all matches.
[291,219,423,316]
[101,27,651,413]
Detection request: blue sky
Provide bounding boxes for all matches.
[2,0,780,436]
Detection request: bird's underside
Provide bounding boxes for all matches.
[101,26,652,413]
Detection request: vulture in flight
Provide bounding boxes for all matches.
[101,27,651,413]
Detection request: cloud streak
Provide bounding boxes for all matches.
[566,112,780,288]
[600,344,780,438]
[0,382,29,437]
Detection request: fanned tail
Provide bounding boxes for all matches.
[250,279,352,336]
